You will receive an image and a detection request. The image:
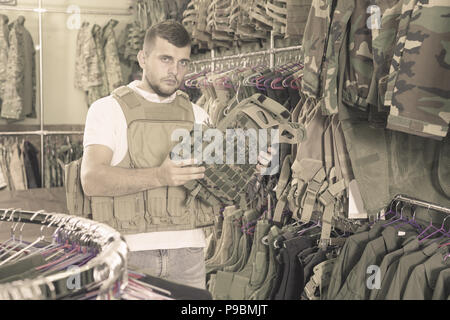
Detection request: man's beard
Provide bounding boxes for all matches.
[144,74,178,98]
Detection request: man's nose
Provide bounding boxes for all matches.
[167,62,178,77]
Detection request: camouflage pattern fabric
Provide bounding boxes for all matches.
[300,0,334,100]
[320,0,354,115]
[384,0,417,108]
[74,22,102,92]
[341,0,374,114]
[1,17,36,121]
[386,0,450,140]
[0,14,9,106]
[367,0,403,111]
[87,24,110,106]
[102,19,124,93]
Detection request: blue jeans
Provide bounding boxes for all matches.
[128,247,206,289]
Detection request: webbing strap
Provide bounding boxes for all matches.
[185,183,202,206]
[248,94,291,120]
[286,179,298,214]
[272,155,292,224]
[304,258,336,300]
[275,155,292,200]
[266,2,288,15]
[300,168,327,223]
[319,179,346,246]
[273,191,288,225]
[304,276,319,300]
[278,122,306,144]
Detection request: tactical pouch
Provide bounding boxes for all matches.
[64,158,91,218]
[90,196,116,229]
[113,192,147,234]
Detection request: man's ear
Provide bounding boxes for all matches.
[137,50,146,69]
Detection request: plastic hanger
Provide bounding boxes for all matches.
[19,215,66,261]
[0,209,23,256]
[419,215,450,243]
[382,202,408,227]
[0,217,28,261]
[416,206,441,241]
[0,213,50,266]
[393,205,423,232]
[297,220,322,236]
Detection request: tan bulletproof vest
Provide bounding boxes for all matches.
[90,86,215,234]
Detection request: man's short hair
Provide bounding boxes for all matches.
[144,20,191,52]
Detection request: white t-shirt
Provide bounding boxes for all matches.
[83,80,209,251]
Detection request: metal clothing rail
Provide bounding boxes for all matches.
[0,6,132,16]
[393,194,450,215]
[191,32,302,70]
[0,208,129,300]
[0,131,84,136]
[191,45,302,64]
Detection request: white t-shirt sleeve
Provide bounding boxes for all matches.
[83,96,128,165]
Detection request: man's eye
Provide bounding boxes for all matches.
[180,61,188,67]
[161,57,170,62]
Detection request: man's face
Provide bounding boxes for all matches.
[138,36,191,97]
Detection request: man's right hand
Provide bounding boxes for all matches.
[156,154,205,187]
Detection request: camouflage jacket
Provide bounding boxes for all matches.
[385,0,450,140]
[1,17,36,121]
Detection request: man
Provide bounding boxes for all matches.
[81,20,272,290]
[81,20,210,289]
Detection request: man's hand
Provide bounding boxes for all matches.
[156,154,205,187]
[256,147,275,175]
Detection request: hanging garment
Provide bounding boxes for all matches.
[402,249,450,300]
[74,22,103,101]
[286,0,311,39]
[1,16,36,121]
[385,1,450,140]
[22,140,41,189]
[0,154,6,189]
[384,241,442,300]
[326,223,379,299]
[334,224,419,300]
[248,225,282,300]
[8,141,27,191]
[432,268,450,300]
[369,237,424,300]
[273,232,314,300]
[0,14,9,108]
[102,19,124,93]
[86,24,110,106]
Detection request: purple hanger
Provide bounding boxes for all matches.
[419,215,450,243]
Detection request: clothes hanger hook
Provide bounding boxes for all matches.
[1,208,13,221]
[441,214,450,231]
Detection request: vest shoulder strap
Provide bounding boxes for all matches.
[112,86,142,109]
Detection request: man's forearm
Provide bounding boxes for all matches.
[82,165,163,197]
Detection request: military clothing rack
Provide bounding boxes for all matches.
[392,194,450,216]
[191,32,303,70]
[0,208,129,299]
